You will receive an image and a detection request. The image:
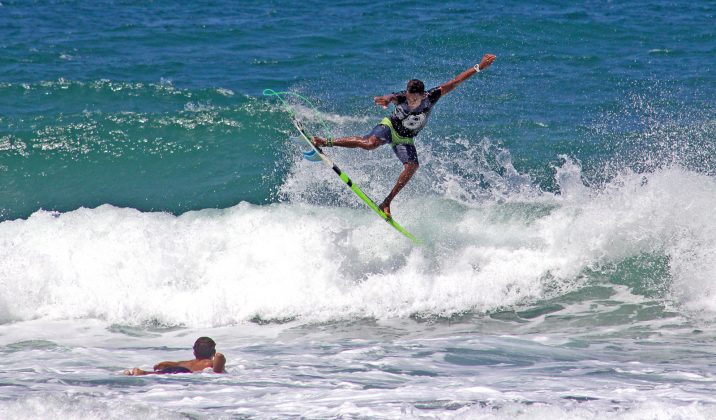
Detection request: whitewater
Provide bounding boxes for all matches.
[2,0,716,418]
[4,158,716,418]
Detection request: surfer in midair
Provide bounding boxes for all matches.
[312,53,496,218]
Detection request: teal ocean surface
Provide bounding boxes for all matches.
[1,1,716,418]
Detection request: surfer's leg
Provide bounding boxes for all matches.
[381,144,419,217]
[311,135,381,149]
[312,124,389,150]
[381,162,419,217]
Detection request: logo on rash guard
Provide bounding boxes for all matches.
[402,114,427,130]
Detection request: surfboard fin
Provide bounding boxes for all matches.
[291,136,321,162]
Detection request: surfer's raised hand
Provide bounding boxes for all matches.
[439,53,497,95]
[478,53,496,71]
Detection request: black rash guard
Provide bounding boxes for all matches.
[388,87,442,138]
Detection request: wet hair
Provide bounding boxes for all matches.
[193,337,217,359]
[406,79,425,94]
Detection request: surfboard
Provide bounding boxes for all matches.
[263,89,421,244]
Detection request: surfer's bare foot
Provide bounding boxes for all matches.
[311,136,327,147]
[379,200,392,219]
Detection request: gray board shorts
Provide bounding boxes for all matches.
[368,124,418,165]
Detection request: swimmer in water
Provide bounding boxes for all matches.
[123,336,226,375]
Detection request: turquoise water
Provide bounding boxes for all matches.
[1,1,716,418]
[3,1,713,220]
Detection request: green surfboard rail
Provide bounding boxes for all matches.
[263,88,421,245]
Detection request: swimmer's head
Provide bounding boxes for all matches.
[406,79,425,94]
[193,337,217,359]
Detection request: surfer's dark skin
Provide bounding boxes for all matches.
[313,53,496,218]
[123,337,226,376]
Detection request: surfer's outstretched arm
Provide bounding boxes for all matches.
[374,92,403,108]
[439,53,496,96]
[124,367,154,375]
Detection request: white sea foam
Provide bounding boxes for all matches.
[0,395,186,420]
[451,401,716,420]
[1,318,715,419]
[2,161,716,326]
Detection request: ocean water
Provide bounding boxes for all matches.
[1,0,716,418]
